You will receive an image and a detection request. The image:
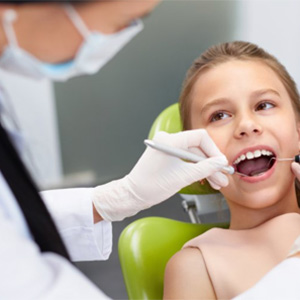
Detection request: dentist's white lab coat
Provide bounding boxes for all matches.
[0,174,113,299]
[0,19,144,299]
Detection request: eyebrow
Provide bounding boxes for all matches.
[251,88,281,98]
[199,88,281,115]
[199,98,231,116]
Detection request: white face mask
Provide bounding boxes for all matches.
[0,4,142,82]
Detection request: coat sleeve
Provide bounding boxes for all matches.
[0,207,111,300]
[40,188,112,262]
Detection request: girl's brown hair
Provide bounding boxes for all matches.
[179,41,300,205]
[179,41,300,130]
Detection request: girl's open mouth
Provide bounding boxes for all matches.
[233,149,276,177]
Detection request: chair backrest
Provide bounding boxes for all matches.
[118,217,228,299]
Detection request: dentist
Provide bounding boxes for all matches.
[0,1,229,299]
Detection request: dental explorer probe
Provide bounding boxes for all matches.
[276,155,300,163]
[144,139,235,175]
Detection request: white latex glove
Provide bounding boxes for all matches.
[92,129,229,221]
[292,162,300,181]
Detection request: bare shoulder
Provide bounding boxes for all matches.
[163,247,216,299]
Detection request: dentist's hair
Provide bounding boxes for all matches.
[179,41,300,130]
[179,40,300,205]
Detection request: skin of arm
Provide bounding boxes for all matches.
[0,0,160,63]
[93,203,103,223]
[163,247,216,299]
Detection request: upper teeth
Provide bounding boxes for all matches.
[233,149,274,165]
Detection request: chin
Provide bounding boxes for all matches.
[222,181,296,210]
[224,160,296,207]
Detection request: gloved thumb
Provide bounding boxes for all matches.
[207,171,229,190]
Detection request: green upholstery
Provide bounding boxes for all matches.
[148,103,217,195]
[148,103,183,138]
[118,217,228,299]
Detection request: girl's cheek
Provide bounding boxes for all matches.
[207,131,227,151]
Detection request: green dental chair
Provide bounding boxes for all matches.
[118,103,229,299]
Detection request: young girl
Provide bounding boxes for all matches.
[163,41,300,299]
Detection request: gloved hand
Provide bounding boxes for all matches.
[92,129,229,221]
[292,162,300,181]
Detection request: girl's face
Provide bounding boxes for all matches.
[190,60,300,213]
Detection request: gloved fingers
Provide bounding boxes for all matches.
[207,172,229,190]
[186,148,229,187]
[152,131,174,144]
[189,148,228,180]
[183,129,225,157]
[153,131,192,149]
[199,155,228,169]
[184,155,229,183]
[291,162,300,181]
[152,130,198,150]
[207,177,222,190]
[152,132,208,160]
[152,130,227,160]
[188,146,206,158]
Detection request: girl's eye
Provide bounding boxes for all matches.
[210,111,231,123]
[256,101,275,111]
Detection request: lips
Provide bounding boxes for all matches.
[232,146,276,178]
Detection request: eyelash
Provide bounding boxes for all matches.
[209,111,231,123]
[255,101,275,111]
[209,101,276,123]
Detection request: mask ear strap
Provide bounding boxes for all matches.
[63,3,90,39]
[2,9,19,47]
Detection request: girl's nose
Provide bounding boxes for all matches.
[234,114,263,138]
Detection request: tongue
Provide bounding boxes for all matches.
[237,157,272,176]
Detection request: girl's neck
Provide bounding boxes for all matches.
[229,196,300,230]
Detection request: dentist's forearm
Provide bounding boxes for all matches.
[93,203,104,224]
